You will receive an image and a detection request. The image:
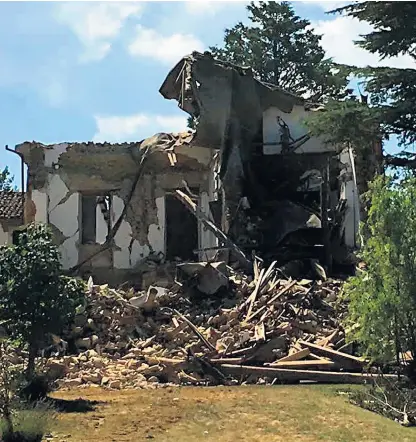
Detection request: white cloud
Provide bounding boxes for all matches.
[300,1,348,11]
[56,2,143,63]
[128,25,204,65]
[313,16,415,68]
[41,77,67,108]
[93,114,188,143]
[184,1,235,15]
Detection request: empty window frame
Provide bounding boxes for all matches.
[81,194,112,244]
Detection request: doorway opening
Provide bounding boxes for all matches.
[165,191,198,261]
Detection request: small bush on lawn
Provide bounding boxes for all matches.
[0,340,56,442]
[0,400,56,442]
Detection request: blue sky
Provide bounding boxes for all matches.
[0,0,414,187]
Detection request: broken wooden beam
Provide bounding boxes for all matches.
[246,280,298,322]
[174,190,252,270]
[245,268,265,320]
[298,340,366,370]
[274,348,310,363]
[209,358,244,365]
[268,359,335,369]
[173,309,216,352]
[216,364,397,384]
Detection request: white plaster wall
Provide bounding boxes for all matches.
[32,190,48,223]
[112,196,150,269]
[263,107,360,249]
[30,141,216,270]
[48,174,70,212]
[263,106,334,155]
[199,191,218,261]
[48,174,80,269]
[96,203,108,245]
[339,148,360,248]
[149,196,165,255]
[44,143,69,167]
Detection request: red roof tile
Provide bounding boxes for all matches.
[0,191,23,220]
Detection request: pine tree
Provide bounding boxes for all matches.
[308,2,416,168]
[210,1,350,101]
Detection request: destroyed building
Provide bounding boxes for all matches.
[160,52,360,271]
[13,51,361,282]
[16,134,219,284]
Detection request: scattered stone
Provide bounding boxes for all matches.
[32,264,353,390]
[62,378,82,388]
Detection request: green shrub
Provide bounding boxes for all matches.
[0,400,56,442]
[344,176,416,372]
[0,223,85,379]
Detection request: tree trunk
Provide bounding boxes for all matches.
[3,406,14,436]
[272,39,279,85]
[26,342,37,381]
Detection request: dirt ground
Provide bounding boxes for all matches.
[48,385,415,442]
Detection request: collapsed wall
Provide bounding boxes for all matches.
[160,52,360,273]
[15,134,218,284]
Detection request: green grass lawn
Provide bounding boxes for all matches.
[49,385,416,442]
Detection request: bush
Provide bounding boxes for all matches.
[0,400,56,442]
[343,176,416,374]
[0,223,85,379]
[0,341,56,442]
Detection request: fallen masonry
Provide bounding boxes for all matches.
[12,260,395,391]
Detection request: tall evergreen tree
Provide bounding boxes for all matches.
[338,1,416,147]
[210,1,350,101]
[308,2,416,168]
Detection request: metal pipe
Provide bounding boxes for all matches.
[5,145,25,224]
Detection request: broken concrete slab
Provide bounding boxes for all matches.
[177,261,229,295]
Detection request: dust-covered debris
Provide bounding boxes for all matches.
[9,256,391,391]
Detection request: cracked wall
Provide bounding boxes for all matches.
[16,138,217,276]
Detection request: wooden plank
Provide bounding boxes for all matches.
[253,258,260,282]
[167,152,176,166]
[247,280,298,322]
[173,309,216,352]
[209,358,244,365]
[216,364,398,384]
[321,157,332,270]
[224,345,256,358]
[245,268,265,321]
[254,323,266,342]
[269,359,335,369]
[299,340,366,369]
[274,348,310,363]
[309,353,324,360]
[317,329,340,347]
[174,190,251,270]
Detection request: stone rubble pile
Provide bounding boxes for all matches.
[41,260,372,389]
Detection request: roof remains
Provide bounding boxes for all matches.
[0,191,23,220]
